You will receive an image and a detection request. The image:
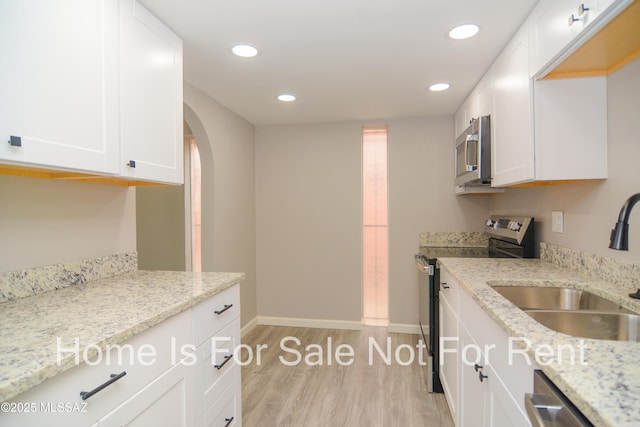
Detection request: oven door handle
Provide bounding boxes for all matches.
[414,254,434,275]
[525,393,563,427]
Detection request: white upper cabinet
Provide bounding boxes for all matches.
[529,0,579,77]
[475,70,493,118]
[489,1,613,187]
[454,90,479,137]
[0,0,183,185]
[491,26,535,187]
[119,0,184,184]
[530,0,634,77]
[0,0,119,174]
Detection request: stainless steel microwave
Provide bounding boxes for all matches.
[455,115,491,186]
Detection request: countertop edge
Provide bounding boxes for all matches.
[437,258,638,427]
[0,271,245,402]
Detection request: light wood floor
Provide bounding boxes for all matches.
[241,325,454,427]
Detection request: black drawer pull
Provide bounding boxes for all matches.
[214,304,233,315]
[80,371,127,400]
[474,363,483,372]
[214,354,233,370]
[441,283,450,289]
[224,417,234,427]
[478,370,488,382]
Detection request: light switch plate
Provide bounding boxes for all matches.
[552,211,564,233]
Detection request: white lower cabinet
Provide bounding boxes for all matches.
[458,325,530,427]
[192,286,242,426]
[1,284,242,427]
[441,268,536,427]
[203,376,241,427]
[97,361,192,427]
[439,269,459,423]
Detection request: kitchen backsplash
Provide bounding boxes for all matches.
[541,242,640,292]
[0,252,137,303]
[419,231,489,247]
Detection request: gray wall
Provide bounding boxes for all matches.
[183,82,257,328]
[136,184,186,271]
[0,176,136,272]
[490,58,640,263]
[387,116,490,326]
[255,117,490,327]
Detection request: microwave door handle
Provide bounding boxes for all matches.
[465,134,478,172]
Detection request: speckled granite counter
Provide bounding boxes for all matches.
[419,231,488,248]
[0,270,244,402]
[437,257,640,427]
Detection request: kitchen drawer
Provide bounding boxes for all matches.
[193,285,240,347]
[204,375,241,427]
[96,359,192,427]
[439,268,459,311]
[1,310,191,427]
[193,318,240,417]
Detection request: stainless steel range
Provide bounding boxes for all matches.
[415,215,535,392]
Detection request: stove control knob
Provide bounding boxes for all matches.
[514,222,522,232]
[485,219,495,227]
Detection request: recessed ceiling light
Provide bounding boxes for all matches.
[232,44,258,58]
[278,94,296,102]
[428,83,450,92]
[448,24,480,40]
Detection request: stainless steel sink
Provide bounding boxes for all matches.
[525,310,640,342]
[491,286,632,313]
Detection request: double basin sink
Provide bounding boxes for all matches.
[491,285,640,341]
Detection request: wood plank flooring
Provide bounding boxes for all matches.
[241,325,454,427]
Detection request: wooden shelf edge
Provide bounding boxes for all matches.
[544,0,640,80]
[506,178,607,188]
[0,163,170,187]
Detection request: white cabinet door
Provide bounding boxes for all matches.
[533,77,607,181]
[98,361,193,427]
[119,0,184,184]
[476,70,493,119]
[529,0,577,77]
[458,325,487,427]
[454,107,465,138]
[0,0,119,174]
[439,281,459,424]
[491,26,534,187]
[485,363,532,427]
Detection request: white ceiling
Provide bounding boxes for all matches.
[139,0,538,126]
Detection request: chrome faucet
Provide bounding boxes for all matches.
[609,193,640,251]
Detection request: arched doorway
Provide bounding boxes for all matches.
[135,105,212,271]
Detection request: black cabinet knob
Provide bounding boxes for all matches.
[8,136,22,147]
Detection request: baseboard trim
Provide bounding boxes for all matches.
[241,317,259,338]
[387,323,421,334]
[256,316,364,331]
[243,317,421,335]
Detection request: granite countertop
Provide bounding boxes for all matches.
[437,257,640,427]
[0,270,244,403]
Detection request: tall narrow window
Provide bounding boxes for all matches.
[185,135,202,272]
[362,126,388,326]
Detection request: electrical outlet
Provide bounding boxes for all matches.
[552,211,564,233]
